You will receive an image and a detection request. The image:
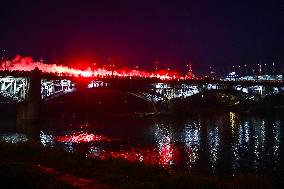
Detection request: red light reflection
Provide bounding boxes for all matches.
[87,144,182,168]
[55,132,110,143]
[52,132,193,169]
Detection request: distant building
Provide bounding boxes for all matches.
[224,72,238,80]
[186,63,195,78]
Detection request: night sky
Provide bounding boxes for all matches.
[0,0,283,74]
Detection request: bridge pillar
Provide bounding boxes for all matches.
[16,67,42,138]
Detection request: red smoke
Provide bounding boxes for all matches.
[0,55,194,80]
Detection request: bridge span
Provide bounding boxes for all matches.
[1,68,284,103]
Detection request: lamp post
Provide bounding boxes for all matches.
[1,49,7,71]
[110,64,114,77]
[107,57,115,77]
[272,62,275,75]
[186,64,189,75]
[258,63,262,76]
[244,64,247,76]
[251,69,255,81]
[154,58,159,72]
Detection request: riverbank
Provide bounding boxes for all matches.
[0,142,277,189]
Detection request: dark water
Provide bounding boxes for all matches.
[1,111,284,179]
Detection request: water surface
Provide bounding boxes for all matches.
[1,111,283,179]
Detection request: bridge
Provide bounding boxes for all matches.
[1,67,282,139]
[1,68,284,105]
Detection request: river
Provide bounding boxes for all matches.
[1,110,283,180]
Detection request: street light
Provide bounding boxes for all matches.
[257,63,262,75]
[110,64,115,77]
[272,62,275,75]
[154,59,159,71]
[1,49,8,71]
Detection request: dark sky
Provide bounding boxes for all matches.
[0,0,283,74]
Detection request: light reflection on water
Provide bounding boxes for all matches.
[40,131,54,147]
[153,123,175,167]
[207,123,220,172]
[1,112,283,176]
[184,120,200,169]
[273,121,281,169]
[0,133,28,143]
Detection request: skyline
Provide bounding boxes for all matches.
[0,0,283,74]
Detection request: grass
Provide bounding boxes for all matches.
[0,141,277,189]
